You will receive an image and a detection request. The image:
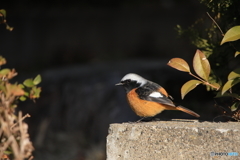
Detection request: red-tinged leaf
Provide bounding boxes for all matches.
[181,79,202,99]
[235,51,240,57]
[230,102,239,111]
[1,154,10,159]
[221,78,240,95]
[167,58,190,72]
[30,86,41,99]
[6,84,25,98]
[228,68,240,80]
[193,49,210,81]
[221,26,240,45]
[12,85,25,96]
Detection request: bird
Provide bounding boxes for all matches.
[116,73,200,121]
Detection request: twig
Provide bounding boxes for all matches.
[0,135,14,158]
[28,156,34,160]
[10,114,31,130]
[206,12,224,36]
[189,72,220,90]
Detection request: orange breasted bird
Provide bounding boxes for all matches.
[116,73,200,120]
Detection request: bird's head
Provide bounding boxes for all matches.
[116,73,147,92]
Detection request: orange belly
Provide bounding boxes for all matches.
[127,89,176,117]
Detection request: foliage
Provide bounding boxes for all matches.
[0,9,13,31]
[168,50,219,99]
[220,26,240,45]
[0,56,41,160]
[171,0,240,121]
[0,10,41,160]
[176,0,240,80]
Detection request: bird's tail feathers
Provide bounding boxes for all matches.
[176,105,200,118]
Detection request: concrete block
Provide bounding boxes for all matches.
[106,120,240,160]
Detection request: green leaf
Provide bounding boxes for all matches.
[0,85,6,94]
[19,96,27,101]
[0,68,10,75]
[235,51,240,57]
[23,79,34,87]
[4,150,12,155]
[228,68,240,80]
[221,26,240,45]
[33,74,42,85]
[19,84,25,89]
[30,86,41,99]
[221,78,240,95]
[0,56,6,65]
[24,91,29,97]
[230,102,240,111]
[0,9,13,31]
[167,58,190,72]
[181,79,202,99]
[193,49,211,81]
[0,9,7,19]
[215,92,240,99]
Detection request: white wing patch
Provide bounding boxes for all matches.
[149,92,163,98]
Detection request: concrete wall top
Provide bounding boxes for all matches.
[107,120,240,160]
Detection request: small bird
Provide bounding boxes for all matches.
[116,73,200,121]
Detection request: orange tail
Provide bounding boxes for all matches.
[175,106,200,118]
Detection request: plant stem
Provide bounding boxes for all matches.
[189,72,205,82]
[204,81,220,90]
[206,12,224,36]
[189,72,220,90]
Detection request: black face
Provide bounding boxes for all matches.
[120,79,141,93]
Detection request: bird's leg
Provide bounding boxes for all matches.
[136,117,146,122]
[136,117,155,122]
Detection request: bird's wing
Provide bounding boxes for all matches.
[136,84,176,107]
[146,91,176,107]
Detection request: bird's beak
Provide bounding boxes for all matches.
[115,82,123,86]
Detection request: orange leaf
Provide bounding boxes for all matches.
[12,85,25,96]
[6,83,25,98]
[167,58,190,72]
[193,49,210,81]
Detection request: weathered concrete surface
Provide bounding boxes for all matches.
[107,121,240,160]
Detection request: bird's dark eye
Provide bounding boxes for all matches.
[125,79,131,83]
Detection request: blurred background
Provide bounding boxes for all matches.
[1,1,218,160]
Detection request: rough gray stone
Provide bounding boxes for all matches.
[107,121,240,160]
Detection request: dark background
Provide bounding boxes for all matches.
[1,1,218,160]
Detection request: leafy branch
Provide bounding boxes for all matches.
[0,9,13,31]
[168,24,240,121]
[0,56,41,160]
[168,49,220,99]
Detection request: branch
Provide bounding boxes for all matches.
[206,12,224,36]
